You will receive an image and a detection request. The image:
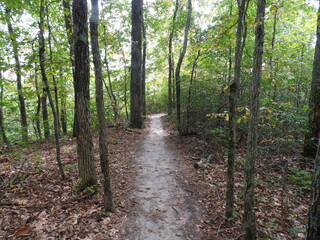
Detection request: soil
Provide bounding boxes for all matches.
[123,114,202,240]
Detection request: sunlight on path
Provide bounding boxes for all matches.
[125,114,191,240]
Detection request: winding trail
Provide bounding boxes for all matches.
[125,114,196,240]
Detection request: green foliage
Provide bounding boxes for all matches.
[288,166,312,186]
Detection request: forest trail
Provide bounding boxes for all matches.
[124,114,198,240]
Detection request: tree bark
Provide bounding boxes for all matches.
[0,72,9,146]
[34,69,42,139]
[90,0,115,212]
[41,91,50,139]
[6,9,28,142]
[303,0,320,158]
[244,0,266,239]
[168,0,179,116]
[130,0,143,128]
[39,0,65,180]
[62,0,78,137]
[226,0,248,219]
[306,141,320,239]
[73,0,97,190]
[46,6,61,135]
[141,12,147,118]
[306,1,320,238]
[175,0,192,134]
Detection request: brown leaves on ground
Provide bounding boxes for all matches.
[0,117,313,240]
[0,127,144,240]
[163,114,312,240]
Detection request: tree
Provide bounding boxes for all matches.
[73,0,97,190]
[306,1,320,238]
[90,0,114,212]
[38,0,65,180]
[303,0,320,158]
[130,0,143,128]
[168,0,179,116]
[244,0,266,239]
[141,11,147,118]
[226,0,248,219]
[175,0,192,134]
[5,8,28,142]
[0,72,9,145]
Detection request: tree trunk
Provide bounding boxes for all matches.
[103,26,119,125]
[42,92,50,139]
[46,7,61,135]
[34,70,42,139]
[226,0,248,219]
[175,0,192,134]
[62,0,78,137]
[59,71,68,135]
[186,49,200,133]
[6,9,28,142]
[73,0,97,190]
[0,72,9,146]
[168,0,179,116]
[303,0,320,159]
[122,52,129,120]
[244,0,266,239]
[39,0,65,180]
[306,2,320,238]
[270,2,278,101]
[141,13,147,118]
[130,0,143,128]
[90,0,115,212]
[306,141,320,239]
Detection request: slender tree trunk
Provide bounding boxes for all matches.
[306,2,320,238]
[186,49,200,133]
[123,53,129,120]
[226,0,248,219]
[130,0,143,128]
[141,13,147,118]
[175,0,192,134]
[42,92,50,139]
[59,71,68,135]
[244,0,266,239]
[39,0,65,180]
[46,7,61,134]
[270,2,278,101]
[62,0,77,137]
[303,0,320,159]
[6,9,28,142]
[102,26,119,124]
[73,0,97,190]
[90,0,115,212]
[0,72,9,145]
[34,70,42,139]
[168,0,179,116]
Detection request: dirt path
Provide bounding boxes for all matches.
[124,114,198,240]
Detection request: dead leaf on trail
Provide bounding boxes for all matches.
[12,227,31,236]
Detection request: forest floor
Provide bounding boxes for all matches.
[0,114,314,239]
